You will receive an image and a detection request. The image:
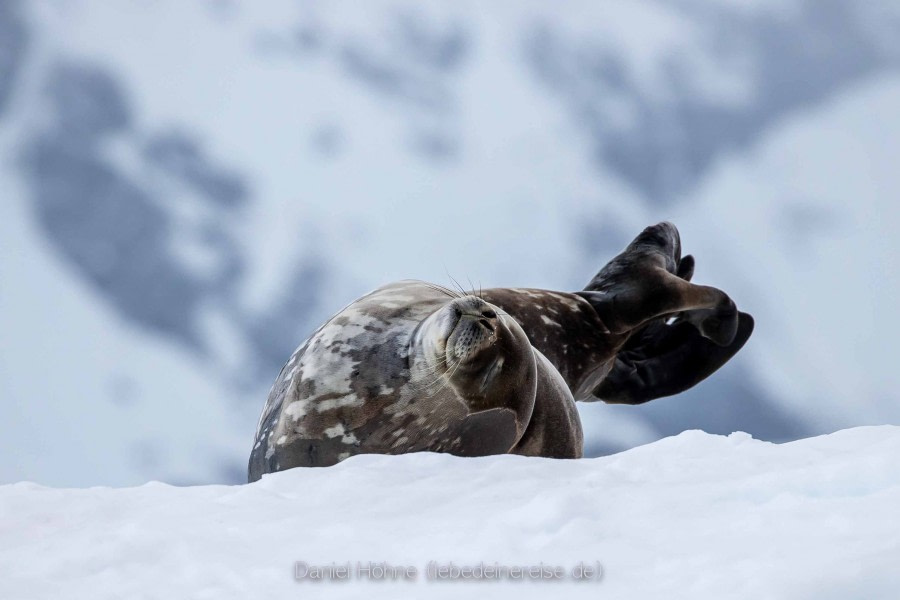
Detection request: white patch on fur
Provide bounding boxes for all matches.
[285,400,310,421]
[549,293,582,311]
[316,395,364,412]
[324,423,359,445]
[540,314,562,328]
[324,424,345,438]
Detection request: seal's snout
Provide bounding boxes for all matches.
[446,296,500,363]
[455,302,497,333]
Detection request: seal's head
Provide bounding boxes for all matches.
[412,294,536,414]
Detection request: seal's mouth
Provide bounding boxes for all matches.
[442,298,500,367]
[446,314,495,363]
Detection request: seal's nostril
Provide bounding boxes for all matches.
[482,309,496,319]
[479,318,494,332]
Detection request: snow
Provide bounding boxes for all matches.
[2,426,899,599]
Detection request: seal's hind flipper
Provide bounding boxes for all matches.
[580,223,738,342]
[676,254,695,282]
[584,222,683,293]
[593,312,754,405]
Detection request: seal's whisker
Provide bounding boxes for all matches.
[466,275,477,297]
[409,374,442,393]
[408,355,455,391]
[411,359,457,394]
[423,282,463,299]
[432,355,463,398]
[443,285,463,299]
[414,362,447,381]
[446,272,467,297]
[422,283,448,298]
[421,282,456,299]
[410,358,444,379]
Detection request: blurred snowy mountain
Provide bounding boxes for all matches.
[1,0,899,486]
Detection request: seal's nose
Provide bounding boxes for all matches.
[455,296,494,317]
[447,296,500,340]
[477,316,495,333]
[458,301,497,334]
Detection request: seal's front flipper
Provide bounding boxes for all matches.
[593,312,754,405]
[451,408,520,457]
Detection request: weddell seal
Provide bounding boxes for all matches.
[248,222,754,481]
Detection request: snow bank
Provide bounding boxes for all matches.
[2,426,898,599]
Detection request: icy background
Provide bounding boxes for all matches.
[1,0,899,486]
